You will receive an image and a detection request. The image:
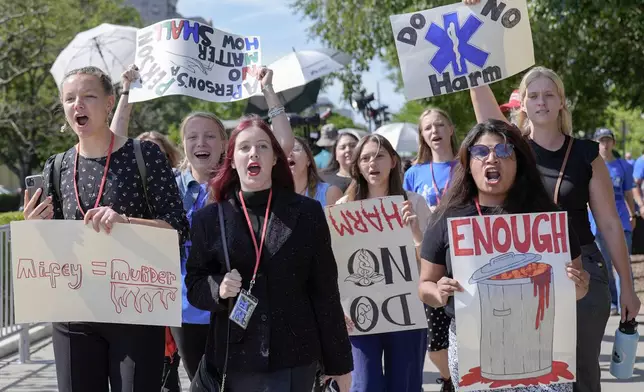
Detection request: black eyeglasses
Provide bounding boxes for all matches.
[468,143,515,160]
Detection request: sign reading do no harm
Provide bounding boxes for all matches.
[325,196,426,336]
[390,0,534,100]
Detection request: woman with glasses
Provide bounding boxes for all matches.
[419,119,590,392]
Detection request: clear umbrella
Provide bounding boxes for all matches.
[374,122,419,155]
[50,23,138,88]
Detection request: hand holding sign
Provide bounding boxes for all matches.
[121,64,141,91]
[565,258,589,300]
[401,200,422,245]
[436,276,463,306]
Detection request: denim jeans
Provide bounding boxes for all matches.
[594,230,634,308]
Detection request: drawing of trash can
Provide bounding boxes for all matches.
[469,252,555,380]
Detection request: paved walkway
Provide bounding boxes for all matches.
[0,316,642,391]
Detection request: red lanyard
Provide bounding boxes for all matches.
[474,197,483,216]
[430,162,451,205]
[73,133,115,217]
[238,188,273,293]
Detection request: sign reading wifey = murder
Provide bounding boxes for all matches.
[390,0,534,100]
[10,221,182,327]
[129,18,262,103]
[325,196,426,336]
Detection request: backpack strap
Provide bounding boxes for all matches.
[133,139,151,213]
[53,152,65,203]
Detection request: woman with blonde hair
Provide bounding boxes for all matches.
[403,107,459,392]
[111,65,294,383]
[467,61,641,392]
[137,131,183,168]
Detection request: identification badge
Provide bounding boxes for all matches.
[229,289,258,329]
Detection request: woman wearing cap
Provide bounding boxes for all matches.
[402,107,458,392]
[465,58,641,391]
[590,128,636,316]
[499,90,521,124]
[420,119,589,392]
[321,130,361,193]
[315,124,338,169]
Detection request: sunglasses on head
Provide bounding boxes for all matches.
[468,143,514,160]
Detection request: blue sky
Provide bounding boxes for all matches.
[176,0,406,121]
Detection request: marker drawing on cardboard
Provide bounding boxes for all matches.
[449,212,577,391]
[325,196,427,336]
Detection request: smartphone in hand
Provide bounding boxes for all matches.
[25,174,45,205]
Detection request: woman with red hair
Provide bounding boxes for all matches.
[185,115,353,391]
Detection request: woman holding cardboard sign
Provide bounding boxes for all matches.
[185,114,352,391]
[112,64,296,384]
[336,133,431,392]
[419,119,589,392]
[403,107,459,392]
[22,66,189,392]
[465,61,640,392]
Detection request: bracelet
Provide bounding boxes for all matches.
[268,105,286,119]
[121,214,131,223]
[121,91,129,96]
[261,83,273,92]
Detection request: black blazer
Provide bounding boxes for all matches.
[185,188,353,376]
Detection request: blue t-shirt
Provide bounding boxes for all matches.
[306,181,331,206]
[590,158,634,234]
[314,150,332,169]
[176,172,211,325]
[633,156,644,182]
[403,161,456,209]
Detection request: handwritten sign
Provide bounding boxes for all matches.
[325,196,426,336]
[10,221,182,327]
[129,19,261,103]
[389,0,534,99]
[449,212,576,391]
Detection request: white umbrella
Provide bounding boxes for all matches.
[50,23,139,87]
[375,122,419,154]
[263,48,351,94]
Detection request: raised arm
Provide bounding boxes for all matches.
[256,68,295,156]
[470,85,508,124]
[110,65,139,137]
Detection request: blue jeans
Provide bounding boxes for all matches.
[594,230,633,309]
[349,329,426,392]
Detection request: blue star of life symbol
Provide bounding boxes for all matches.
[425,12,489,76]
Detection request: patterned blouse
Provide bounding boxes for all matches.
[42,138,189,244]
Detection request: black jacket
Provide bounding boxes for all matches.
[185,188,353,376]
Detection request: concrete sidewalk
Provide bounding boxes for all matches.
[0,316,642,391]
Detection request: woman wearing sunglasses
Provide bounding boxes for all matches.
[466,66,640,392]
[419,119,590,392]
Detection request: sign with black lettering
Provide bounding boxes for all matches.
[325,196,426,336]
[129,19,261,103]
[389,0,534,99]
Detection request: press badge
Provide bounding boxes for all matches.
[229,289,258,329]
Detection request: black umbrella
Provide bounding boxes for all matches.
[244,79,323,116]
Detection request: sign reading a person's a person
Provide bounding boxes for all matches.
[325,196,427,336]
[390,0,534,100]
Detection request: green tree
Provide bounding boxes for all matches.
[293,0,644,136]
[0,0,142,184]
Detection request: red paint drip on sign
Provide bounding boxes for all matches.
[531,265,552,330]
[459,361,574,388]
